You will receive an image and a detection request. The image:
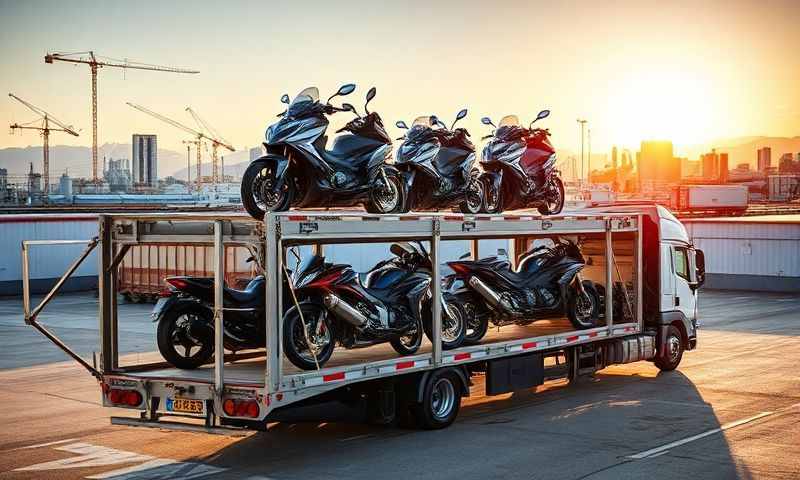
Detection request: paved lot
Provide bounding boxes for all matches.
[0,289,798,479]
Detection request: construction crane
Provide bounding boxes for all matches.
[185,107,235,184]
[8,93,79,198]
[182,139,201,190]
[126,102,233,189]
[44,51,199,183]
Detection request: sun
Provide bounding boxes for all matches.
[607,69,716,149]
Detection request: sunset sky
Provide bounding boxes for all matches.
[1,0,798,177]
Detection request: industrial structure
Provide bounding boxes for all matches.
[44,51,199,183]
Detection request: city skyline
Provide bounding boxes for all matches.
[1,0,799,166]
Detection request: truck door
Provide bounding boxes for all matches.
[671,245,696,322]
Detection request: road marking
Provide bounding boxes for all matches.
[14,442,227,479]
[627,411,774,459]
[13,437,79,450]
[339,434,374,442]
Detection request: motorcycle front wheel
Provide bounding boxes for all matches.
[459,171,484,214]
[567,280,601,330]
[390,318,423,355]
[156,303,214,369]
[423,302,467,350]
[283,303,335,370]
[462,300,489,345]
[366,170,402,214]
[537,176,565,216]
[483,177,504,214]
[241,159,294,220]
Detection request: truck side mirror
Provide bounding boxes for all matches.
[695,249,705,287]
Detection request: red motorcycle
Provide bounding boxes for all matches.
[478,110,565,214]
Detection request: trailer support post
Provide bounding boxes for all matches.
[431,218,442,366]
[605,219,614,331]
[265,214,280,393]
[98,215,115,373]
[213,220,225,393]
[470,239,479,260]
[636,215,643,325]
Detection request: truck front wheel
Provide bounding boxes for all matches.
[655,325,684,371]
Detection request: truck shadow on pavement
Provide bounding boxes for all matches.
[146,369,753,480]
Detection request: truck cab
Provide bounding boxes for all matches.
[584,204,704,369]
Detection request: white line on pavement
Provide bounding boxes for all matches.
[12,437,79,450]
[627,411,774,460]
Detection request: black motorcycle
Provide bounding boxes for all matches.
[282,242,466,370]
[241,84,402,219]
[394,110,483,213]
[153,264,287,369]
[479,110,565,214]
[445,240,601,344]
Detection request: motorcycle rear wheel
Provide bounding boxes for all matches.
[537,176,565,216]
[423,302,467,350]
[241,159,294,220]
[157,303,214,370]
[462,301,489,345]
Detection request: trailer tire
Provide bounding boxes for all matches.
[413,369,462,429]
[655,325,684,371]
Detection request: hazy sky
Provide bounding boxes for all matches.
[1,0,798,176]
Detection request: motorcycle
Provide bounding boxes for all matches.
[479,110,565,215]
[152,255,289,369]
[241,84,402,219]
[282,242,466,370]
[393,110,483,213]
[445,239,601,344]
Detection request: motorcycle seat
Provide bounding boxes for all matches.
[223,276,264,306]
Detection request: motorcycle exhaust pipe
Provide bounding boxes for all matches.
[468,276,504,310]
[323,293,368,327]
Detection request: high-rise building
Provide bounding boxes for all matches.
[132,134,158,187]
[249,146,264,161]
[699,149,728,182]
[757,147,771,172]
[719,152,728,183]
[638,140,679,189]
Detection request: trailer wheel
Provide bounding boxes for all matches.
[655,325,684,371]
[413,369,462,429]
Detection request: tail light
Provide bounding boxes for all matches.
[222,398,260,418]
[106,388,143,407]
[165,278,189,290]
[158,287,174,298]
[448,262,471,277]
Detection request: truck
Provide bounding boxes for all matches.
[671,184,748,215]
[21,205,704,432]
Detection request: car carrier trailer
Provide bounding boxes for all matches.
[21,206,702,432]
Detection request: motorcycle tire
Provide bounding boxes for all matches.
[156,302,214,370]
[422,301,467,350]
[459,171,484,214]
[390,318,423,356]
[283,303,335,371]
[567,280,601,330]
[366,169,403,214]
[537,176,565,216]
[483,177,504,214]
[462,301,489,345]
[241,158,294,220]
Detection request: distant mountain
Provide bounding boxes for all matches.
[170,149,252,180]
[0,143,188,179]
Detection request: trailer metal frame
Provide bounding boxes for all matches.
[21,210,643,431]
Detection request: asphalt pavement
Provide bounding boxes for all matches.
[0,289,797,479]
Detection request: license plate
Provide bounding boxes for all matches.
[167,397,204,414]
[151,298,169,319]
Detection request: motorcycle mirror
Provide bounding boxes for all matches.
[497,248,508,257]
[341,102,359,117]
[430,115,446,129]
[396,120,409,129]
[245,255,255,263]
[451,108,468,129]
[365,87,376,114]
[531,109,550,124]
[280,94,290,105]
[326,83,356,103]
[459,252,471,259]
[481,116,496,127]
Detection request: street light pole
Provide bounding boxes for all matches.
[577,119,587,185]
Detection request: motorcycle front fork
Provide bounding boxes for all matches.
[573,273,586,295]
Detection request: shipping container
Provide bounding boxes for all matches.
[671,185,748,214]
